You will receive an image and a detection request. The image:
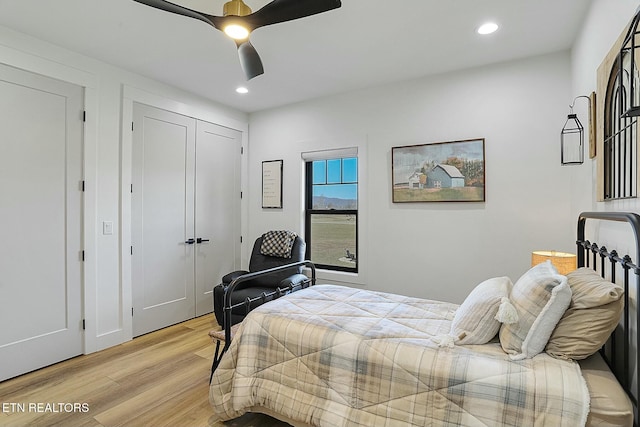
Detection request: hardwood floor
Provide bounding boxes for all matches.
[0,316,291,427]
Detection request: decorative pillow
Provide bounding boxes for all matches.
[260,230,297,258]
[499,261,572,360]
[449,276,515,345]
[545,268,624,360]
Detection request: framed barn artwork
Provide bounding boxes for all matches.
[391,138,485,203]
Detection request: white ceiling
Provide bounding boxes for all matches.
[0,0,592,113]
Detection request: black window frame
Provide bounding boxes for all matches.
[304,158,358,273]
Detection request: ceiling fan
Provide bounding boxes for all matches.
[132,0,342,80]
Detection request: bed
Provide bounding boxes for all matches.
[209,212,639,426]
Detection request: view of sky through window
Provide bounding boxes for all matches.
[312,158,357,202]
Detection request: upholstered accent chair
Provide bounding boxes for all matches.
[212,232,306,328]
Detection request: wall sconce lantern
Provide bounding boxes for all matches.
[561,96,591,165]
[561,110,584,165]
[619,6,640,118]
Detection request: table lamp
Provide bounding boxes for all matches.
[531,250,577,275]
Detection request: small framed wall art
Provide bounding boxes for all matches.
[262,159,283,208]
[392,138,486,203]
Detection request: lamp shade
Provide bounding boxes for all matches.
[531,251,577,275]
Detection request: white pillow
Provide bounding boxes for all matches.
[499,261,572,360]
[449,276,514,345]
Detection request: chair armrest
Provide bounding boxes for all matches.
[222,270,249,285]
[279,274,310,290]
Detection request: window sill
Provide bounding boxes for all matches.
[305,267,366,287]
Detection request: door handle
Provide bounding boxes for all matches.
[196,238,210,244]
[185,238,196,245]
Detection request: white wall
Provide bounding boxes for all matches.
[570,0,640,256]
[0,25,248,353]
[248,51,574,304]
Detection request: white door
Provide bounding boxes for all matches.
[195,121,241,316]
[132,104,196,337]
[132,104,241,335]
[0,64,84,381]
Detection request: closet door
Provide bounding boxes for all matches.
[131,104,242,335]
[132,103,196,337]
[0,64,84,381]
[194,121,241,316]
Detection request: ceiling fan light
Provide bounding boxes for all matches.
[477,22,499,35]
[224,24,250,40]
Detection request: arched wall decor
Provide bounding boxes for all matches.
[597,11,640,201]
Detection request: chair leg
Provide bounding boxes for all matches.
[209,339,221,384]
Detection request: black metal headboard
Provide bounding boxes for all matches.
[577,211,640,423]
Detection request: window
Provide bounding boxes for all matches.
[305,156,358,272]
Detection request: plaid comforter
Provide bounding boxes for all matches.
[209,285,589,427]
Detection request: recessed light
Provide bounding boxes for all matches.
[236,86,249,94]
[477,22,499,35]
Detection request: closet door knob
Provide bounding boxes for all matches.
[185,238,196,245]
[196,238,210,244]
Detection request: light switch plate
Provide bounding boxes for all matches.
[103,221,114,235]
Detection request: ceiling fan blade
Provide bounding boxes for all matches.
[133,0,339,81]
[243,0,342,31]
[237,40,264,80]
[132,0,219,28]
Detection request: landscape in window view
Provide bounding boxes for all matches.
[311,158,357,269]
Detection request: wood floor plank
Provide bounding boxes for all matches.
[1,376,120,424]
[114,367,212,427]
[0,316,290,427]
[93,356,209,426]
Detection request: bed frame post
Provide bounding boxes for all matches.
[577,212,640,264]
[577,212,640,425]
